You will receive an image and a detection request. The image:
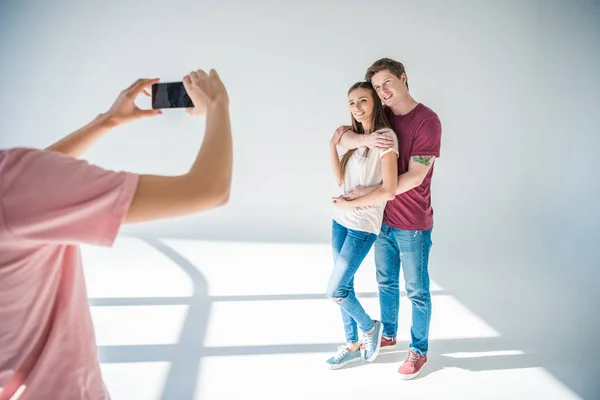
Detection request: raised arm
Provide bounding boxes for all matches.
[124,69,232,223]
[45,79,162,158]
[47,71,233,224]
[2,70,232,249]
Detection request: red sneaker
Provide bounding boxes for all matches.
[397,350,427,380]
[380,336,397,352]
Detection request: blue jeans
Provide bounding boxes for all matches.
[327,220,378,343]
[375,223,433,355]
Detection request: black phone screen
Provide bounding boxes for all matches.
[151,82,194,109]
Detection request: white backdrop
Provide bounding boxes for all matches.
[1,0,599,398]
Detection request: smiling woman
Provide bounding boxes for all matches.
[338,82,394,181]
[324,80,399,369]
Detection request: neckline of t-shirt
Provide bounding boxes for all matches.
[388,102,422,119]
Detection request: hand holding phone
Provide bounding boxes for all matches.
[105,78,163,126]
[182,69,229,116]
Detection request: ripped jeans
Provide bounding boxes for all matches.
[326,220,378,343]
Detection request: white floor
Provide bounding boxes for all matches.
[81,237,581,400]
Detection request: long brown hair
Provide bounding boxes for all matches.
[340,81,392,179]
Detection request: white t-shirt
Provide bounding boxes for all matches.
[333,129,399,235]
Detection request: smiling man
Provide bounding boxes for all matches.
[337,58,442,379]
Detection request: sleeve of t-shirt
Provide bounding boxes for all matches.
[379,129,400,158]
[412,117,442,158]
[0,148,139,246]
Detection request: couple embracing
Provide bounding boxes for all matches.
[326,57,442,380]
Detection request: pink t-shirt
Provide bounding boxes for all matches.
[0,148,139,400]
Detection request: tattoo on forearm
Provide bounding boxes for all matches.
[412,156,433,166]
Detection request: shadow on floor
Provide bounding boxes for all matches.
[95,233,599,399]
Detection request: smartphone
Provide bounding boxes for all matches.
[151,81,194,109]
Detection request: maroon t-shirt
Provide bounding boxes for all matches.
[384,103,442,231]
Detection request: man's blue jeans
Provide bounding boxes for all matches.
[327,220,377,343]
[374,222,433,355]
